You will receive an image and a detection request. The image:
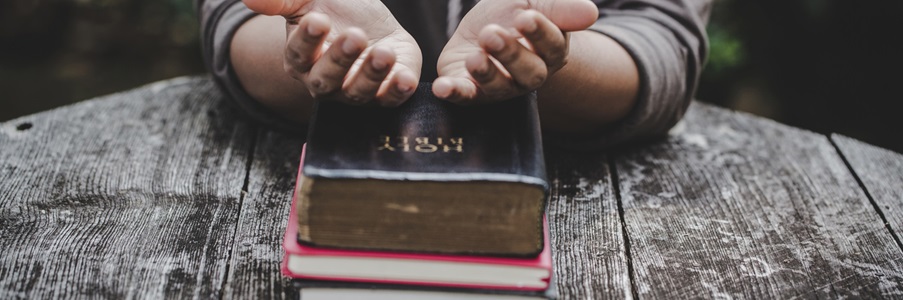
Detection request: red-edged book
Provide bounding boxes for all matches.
[281,146,553,294]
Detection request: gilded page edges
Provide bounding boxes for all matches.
[296,174,315,241]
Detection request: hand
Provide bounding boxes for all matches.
[433,0,598,103]
[242,0,422,106]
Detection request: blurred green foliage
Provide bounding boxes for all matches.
[697,0,903,152]
[705,26,744,76]
[0,0,203,122]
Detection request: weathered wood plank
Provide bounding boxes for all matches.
[222,129,305,299]
[547,151,632,299]
[0,77,253,299]
[615,102,903,298]
[831,134,903,251]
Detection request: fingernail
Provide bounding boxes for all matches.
[348,95,366,104]
[310,78,322,90]
[523,18,538,33]
[486,33,505,52]
[342,38,358,55]
[398,84,413,93]
[372,58,388,71]
[528,20,539,33]
[307,24,323,36]
[472,65,487,76]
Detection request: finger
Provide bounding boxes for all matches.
[375,69,418,107]
[433,77,479,103]
[465,52,516,100]
[479,25,547,91]
[307,28,367,98]
[516,10,568,72]
[243,0,307,17]
[532,0,598,31]
[343,45,396,104]
[283,13,331,78]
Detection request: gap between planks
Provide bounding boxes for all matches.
[219,127,261,300]
[828,135,903,254]
[609,154,640,300]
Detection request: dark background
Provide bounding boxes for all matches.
[1,0,901,152]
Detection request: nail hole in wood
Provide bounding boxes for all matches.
[16,122,33,131]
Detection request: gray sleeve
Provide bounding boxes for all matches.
[553,0,712,150]
[198,0,305,133]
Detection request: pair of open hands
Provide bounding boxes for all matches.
[242,0,598,106]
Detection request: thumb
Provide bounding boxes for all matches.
[242,0,306,16]
[535,0,599,32]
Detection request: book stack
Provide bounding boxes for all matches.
[281,84,553,299]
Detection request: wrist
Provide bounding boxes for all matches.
[538,30,639,135]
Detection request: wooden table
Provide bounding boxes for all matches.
[2,76,902,299]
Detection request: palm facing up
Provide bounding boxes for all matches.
[434,0,598,103]
[243,0,422,106]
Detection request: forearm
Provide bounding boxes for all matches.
[231,14,314,123]
[537,30,639,136]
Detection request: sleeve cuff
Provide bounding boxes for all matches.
[547,15,693,151]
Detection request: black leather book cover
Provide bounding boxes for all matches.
[302,83,548,192]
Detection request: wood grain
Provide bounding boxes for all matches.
[0,77,253,299]
[614,102,903,299]
[831,134,903,251]
[546,150,631,299]
[4,74,902,299]
[221,129,305,299]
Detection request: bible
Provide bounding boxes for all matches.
[284,165,553,290]
[298,83,548,256]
